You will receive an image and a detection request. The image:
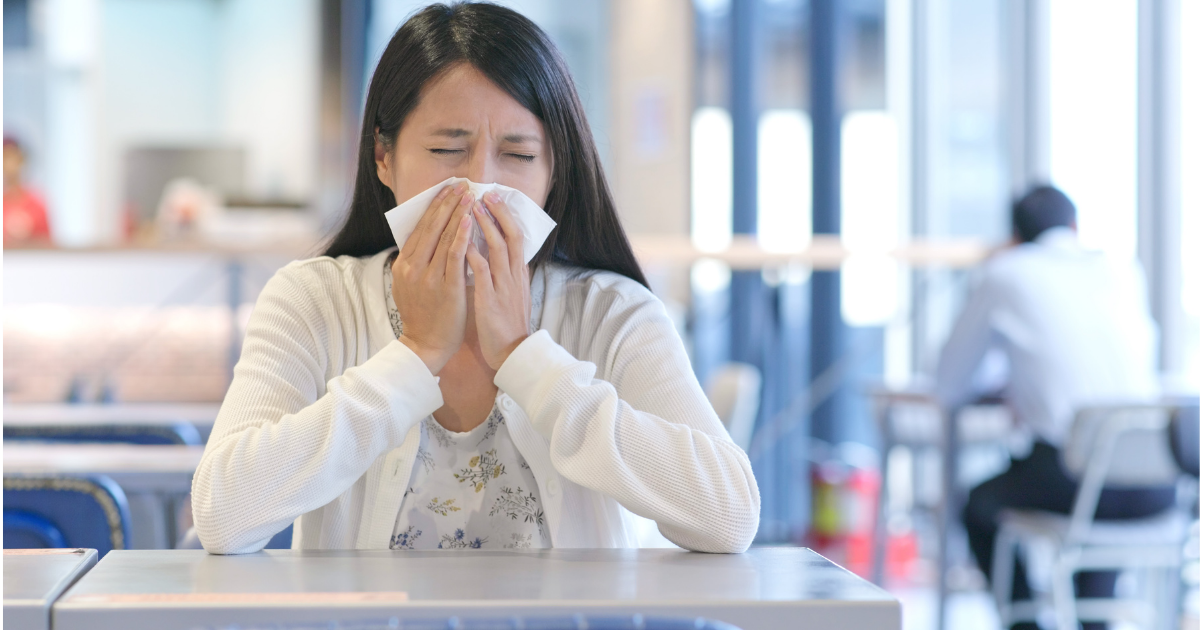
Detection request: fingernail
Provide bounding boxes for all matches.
[485,192,501,204]
[455,182,468,193]
[460,191,473,205]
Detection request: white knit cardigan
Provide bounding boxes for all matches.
[192,250,760,554]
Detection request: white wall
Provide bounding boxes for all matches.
[218,0,319,202]
[365,0,612,169]
[98,0,222,242]
[65,0,321,243]
[609,0,692,236]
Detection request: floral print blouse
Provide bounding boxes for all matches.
[384,253,551,551]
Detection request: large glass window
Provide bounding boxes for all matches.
[1047,0,1139,260]
[692,107,734,251]
[840,0,897,329]
[691,0,733,252]
[842,110,899,326]
[756,0,810,254]
[913,0,1010,377]
[1182,0,1200,381]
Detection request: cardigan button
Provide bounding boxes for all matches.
[546,478,561,497]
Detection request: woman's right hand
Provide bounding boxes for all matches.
[392,182,475,374]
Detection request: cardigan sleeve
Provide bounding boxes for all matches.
[192,262,443,554]
[495,278,761,553]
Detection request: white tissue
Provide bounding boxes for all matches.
[384,177,557,281]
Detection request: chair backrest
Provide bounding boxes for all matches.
[3,510,68,548]
[3,475,132,556]
[1169,400,1199,477]
[704,362,762,451]
[4,421,202,445]
[1062,405,1179,486]
[1060,404,1183,544]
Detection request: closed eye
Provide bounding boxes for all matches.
[429,148,464,156]
[507,153,536,163]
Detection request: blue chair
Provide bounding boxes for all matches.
[4,475,132,556]
[266,524,294,549]
[3,510,67,548]
[176,523,293,550]
[4,421,202,445]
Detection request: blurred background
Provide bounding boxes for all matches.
[3,1,1198,628]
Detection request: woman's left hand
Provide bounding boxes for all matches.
[466,192,532,371]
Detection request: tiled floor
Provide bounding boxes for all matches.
[888,586,1199,630]
[882,546,1200,630]
[890,587,1001,630]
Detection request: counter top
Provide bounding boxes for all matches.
[4,548,98,630]
[55,547,899,630]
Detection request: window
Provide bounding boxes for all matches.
[1047,0,1139,260]
[1181,0,1200,380]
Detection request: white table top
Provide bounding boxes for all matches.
[53,548,899,630]
[3,403,220,427]
[3,443,204,493]
[4,549,98,630]
[629,234,989,270]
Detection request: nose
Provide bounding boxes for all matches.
[465,143,496,184]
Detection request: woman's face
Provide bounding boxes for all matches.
[376,63,553,207]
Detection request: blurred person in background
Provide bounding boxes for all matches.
[3,136,53,246]
[192,2,758,557]
[937,185,1175,629]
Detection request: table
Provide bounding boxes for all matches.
[3,403,222,442]
[4,444,205,550]
[53,548,900,630]
[4,548,98,630]
[869,388,1014,630]
[628,234,989,270]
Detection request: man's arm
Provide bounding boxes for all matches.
[936,272,1001,409]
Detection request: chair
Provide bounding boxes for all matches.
[4,421,202,445]
[4,475,132,556]
[1169,399,1198,477]
[704,362,762,451]
[991,404,1192,630]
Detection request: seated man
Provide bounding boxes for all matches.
[936,185,1175,629]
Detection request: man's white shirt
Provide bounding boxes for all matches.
[936,227,1159,448]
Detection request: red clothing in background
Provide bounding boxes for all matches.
[4,187,52,244]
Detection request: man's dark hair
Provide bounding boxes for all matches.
[322,2,647,288]
[1011,185,1077,243]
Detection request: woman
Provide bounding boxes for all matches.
[192,2,759,554]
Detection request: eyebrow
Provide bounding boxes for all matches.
[501,133,542,145]
[431,128,471,138]
[429,128,542,144]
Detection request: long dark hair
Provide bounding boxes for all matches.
[323,2,647,288]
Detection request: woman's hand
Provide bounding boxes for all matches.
[392,182,475,374]
[466,191,532,371]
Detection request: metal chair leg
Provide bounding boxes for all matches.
[871,405,892,586]
[1052,551,1081,630]
[992,525,1017,627]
